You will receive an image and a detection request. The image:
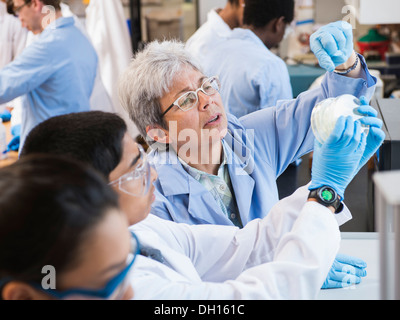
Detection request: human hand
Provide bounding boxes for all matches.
[309,116,367,199]
[356,96,385,170]
[0,109,11,122]
[322,254,367,289]
[310,21,354,72]
[7,135,20,152]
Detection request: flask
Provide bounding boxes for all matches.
[0,118,7,160]
[311,94,369,144]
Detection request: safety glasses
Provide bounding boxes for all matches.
[161,75,221,117]
[35,232,140,300]
[12,0,32,16]
[109,144,151,197]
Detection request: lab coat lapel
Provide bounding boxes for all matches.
[224,130,255,226]
[154,149,233,225]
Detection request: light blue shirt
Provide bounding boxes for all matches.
[178,142,242,227]
[202,28,293,118]
[0,17,98,147]
[150,56,376,227]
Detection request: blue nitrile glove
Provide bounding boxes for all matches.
[309,116,367,199]
[356,96,386,171]
[322,254,367,289]
[7,135,20,152]
[6,124,22,152]
[310,21,354,72]
[11,124,21,137]
[0,109,11,122]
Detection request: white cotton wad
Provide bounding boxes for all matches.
[311,94,369,144]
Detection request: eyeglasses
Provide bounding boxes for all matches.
[0,232,140,300]
[109,144,151,197]
[161,76,221,117]
[12,0,31,16]
[38,232,140,300]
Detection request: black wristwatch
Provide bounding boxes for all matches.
[308,186,343,213]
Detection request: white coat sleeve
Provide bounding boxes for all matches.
[131,186,342,299]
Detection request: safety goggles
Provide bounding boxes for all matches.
[36,232,140,300]
[109,144,151,197]
[161,76,221,117]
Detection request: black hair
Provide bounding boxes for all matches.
[243,0,295,28]
[20,111,127,178]
[0,155,119,294]
[228,0,240,6]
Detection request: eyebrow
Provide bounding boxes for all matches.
[173,76,208,99]
[98,259,127,278]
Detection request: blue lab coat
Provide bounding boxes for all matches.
[0,17,98,148]
[150,57,376,227]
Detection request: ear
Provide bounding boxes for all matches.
[2,281,49,300]
[273,16,286,34]
[31,0,44,12]
[146,125,171,144]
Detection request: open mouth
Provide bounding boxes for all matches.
[206,114,220,125]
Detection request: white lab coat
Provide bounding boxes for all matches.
[0,2,27,113]
[85,0,139,139]
[129,186,350,299]
[185,8,232,68]
[0,2,27,68]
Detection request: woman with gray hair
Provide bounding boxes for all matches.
[118,21,379,229]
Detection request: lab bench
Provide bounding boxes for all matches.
[317,232,380,300]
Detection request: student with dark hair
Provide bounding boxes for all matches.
[21,111,158,225]
[186,0,245,63]
[0,155,138,300]
[20,111,382,299]
[202,0,295,118]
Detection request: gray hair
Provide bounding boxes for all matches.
[118,40,203,141]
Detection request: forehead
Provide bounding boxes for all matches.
[170,67,205,92]
[13,0,25,6]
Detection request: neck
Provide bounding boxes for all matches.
[39,9,62,33]
[243,24,275,49]
[218,5,240,29]
[177,141,223,176]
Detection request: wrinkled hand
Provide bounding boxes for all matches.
[322,254,367,289]
[310,21,354,72]
[356,96,386,171]
[309,116,367,199]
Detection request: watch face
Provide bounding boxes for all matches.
[319,187,337,204]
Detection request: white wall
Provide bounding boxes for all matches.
[198,0,227,25]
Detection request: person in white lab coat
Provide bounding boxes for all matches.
[186,0,245,65]
[0,155,136,300]
[85,0,139,139]
[19,110,384,299]
[0,0,27,116]
[0,0,27,70]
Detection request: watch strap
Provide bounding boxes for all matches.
[308,187,343,213]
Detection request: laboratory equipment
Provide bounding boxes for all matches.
[0,119,7,160]
[372,99,400,171]
[373,170,400,299]
[311,94,367,144]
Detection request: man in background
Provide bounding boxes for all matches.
[185,0,245,65]
[201,0,294,117]
[0,0,97,149]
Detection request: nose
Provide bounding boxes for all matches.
[197,90,212,111]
